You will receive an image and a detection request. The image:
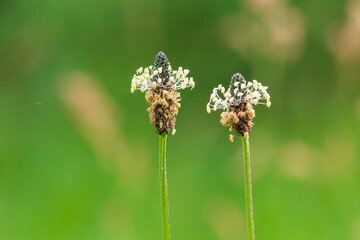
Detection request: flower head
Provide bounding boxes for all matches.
[131,51,195,135]
[207,73,271,141]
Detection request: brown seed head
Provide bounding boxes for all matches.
[146,87,181,134]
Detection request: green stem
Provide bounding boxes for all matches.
[241,136,256,240]
[159,132,171,240]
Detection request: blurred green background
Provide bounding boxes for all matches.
[1,0,359,239]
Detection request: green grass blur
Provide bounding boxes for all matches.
[0,0,359,239]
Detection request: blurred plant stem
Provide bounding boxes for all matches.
[241,136,255,240]
[159,132,171,240]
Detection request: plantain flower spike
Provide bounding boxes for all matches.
[131,51,195,135]
[206,73,271,141]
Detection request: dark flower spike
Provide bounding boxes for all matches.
[131,51,195,135]
[207,73,271,141]
[154,51,171,85]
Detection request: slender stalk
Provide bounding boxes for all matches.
[241,136,255,240]
[159,132,171,240]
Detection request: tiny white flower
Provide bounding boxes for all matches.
[189,77,195,90]
[137,67,143,74]
[206,103,211,113]
[253,80,258,88]
[184,69,190,77]
[183,77,189,85]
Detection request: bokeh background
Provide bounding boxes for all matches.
[1,0,360,239]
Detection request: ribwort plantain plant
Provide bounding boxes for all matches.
[131,52,195,240]
[206,73,271,240]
